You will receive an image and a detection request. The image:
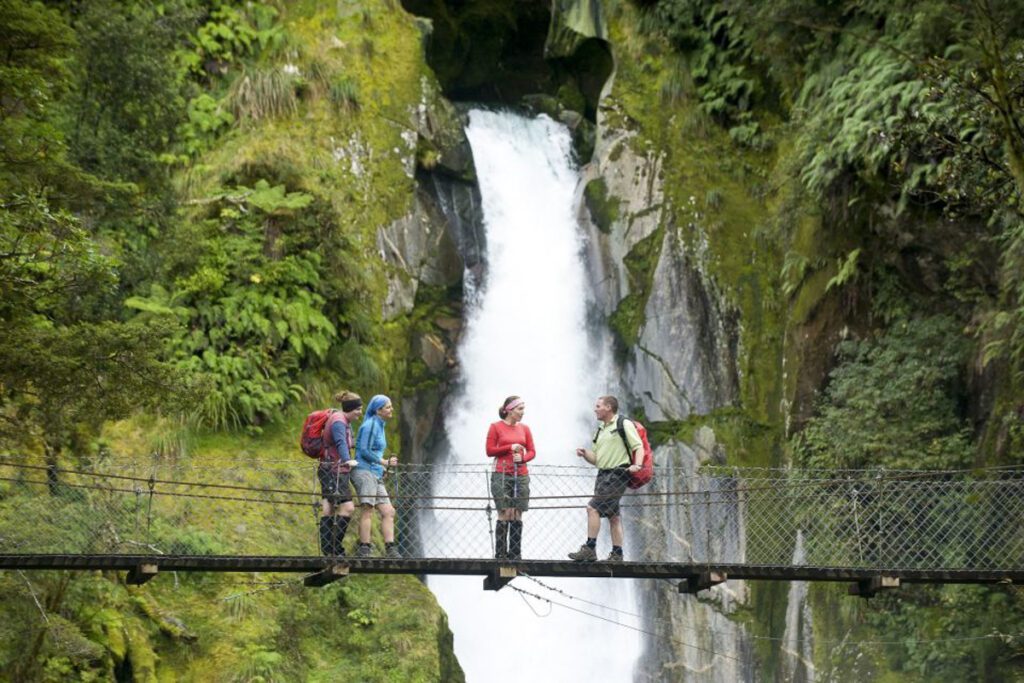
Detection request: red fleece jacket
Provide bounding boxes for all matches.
[485,421,536,475]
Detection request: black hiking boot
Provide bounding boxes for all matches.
[495,521,509,560]
[508,521,523,560]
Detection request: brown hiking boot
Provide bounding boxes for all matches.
[605,551,624,563]
[568,544,597,562]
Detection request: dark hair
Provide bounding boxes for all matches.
[498,395,521,419]
[598,395,619,413]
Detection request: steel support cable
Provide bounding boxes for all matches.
[3,459,970,504]
[6,451,1024,478]
[0,477,1011,514]
[0,475,495,511]
[0,462,318,498]
[508,583,741,663]
[2,462,1020,513]
[521,575,1024,648]
[0,474,706,510]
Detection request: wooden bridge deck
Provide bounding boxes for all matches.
[1,554,1020,594]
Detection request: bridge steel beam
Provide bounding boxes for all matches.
[0,555,1022,589]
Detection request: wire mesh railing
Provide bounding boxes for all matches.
[0,456,1021,572]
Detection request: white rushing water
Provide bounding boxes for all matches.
[428,110,641,682]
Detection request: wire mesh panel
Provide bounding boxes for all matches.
[1,456,1023,573]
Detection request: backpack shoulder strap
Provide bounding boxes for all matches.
[324,409,339,446]
[617,415,634,464]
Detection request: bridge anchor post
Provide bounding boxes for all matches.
[483,566,517,591]
[848,575,900,598]
[304,563,350,587]
[126,563,158,585]
[679,571,727,594]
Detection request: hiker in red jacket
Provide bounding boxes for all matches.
[318,391,362,557]
[486,395,536,560]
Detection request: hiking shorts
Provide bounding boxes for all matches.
[318,463,352,505]
[352,468,391,507]
[589,467,630,518]
[490,471,530,512]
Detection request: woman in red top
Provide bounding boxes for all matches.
[486,395,536,560]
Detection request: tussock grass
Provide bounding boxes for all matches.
[329,77,361,113]
[227,67,299,122]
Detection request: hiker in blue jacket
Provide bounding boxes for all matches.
[353,395,400,558]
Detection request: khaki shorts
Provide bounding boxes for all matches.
[589,468,629,518]
[490,471,530,512]
[352,468,391,507]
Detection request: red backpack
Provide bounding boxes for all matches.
[616,415,654,489]
[300,409,336,458]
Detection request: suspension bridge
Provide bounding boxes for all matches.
[0,456,1021,596]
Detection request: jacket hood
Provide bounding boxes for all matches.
[365,394,391,418]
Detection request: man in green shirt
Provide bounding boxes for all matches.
[568,395,643,563]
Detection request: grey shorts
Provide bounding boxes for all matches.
[589,468,630,518]
[490,471,530,512]
[352,468,391,507]
[318,464,352,505]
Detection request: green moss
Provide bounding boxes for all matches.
[583,176,620,234]
[604,2,786,430]
[609,225,664,348]
[649,407,778,468]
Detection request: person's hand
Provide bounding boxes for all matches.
[628,464,641,473]
[346,459,359,468]
[512,453,523,463]
[575,448,587,458]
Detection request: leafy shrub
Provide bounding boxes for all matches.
[794,315,972,470]
[127,181,338,429]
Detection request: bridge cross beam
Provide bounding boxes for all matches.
[483,565,518,591]
[126,563,158,585]
[848,575,901,598]
[678,571,727,595]
[304,563,350,587]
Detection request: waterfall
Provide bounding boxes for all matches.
[781,530,815,682]
[427,110,641,682]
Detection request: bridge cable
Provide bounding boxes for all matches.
[523,575,1024,648]
[507,582,741,663]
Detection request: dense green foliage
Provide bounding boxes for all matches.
[794,316,971,470]
[635,0,1024,386]
[618,0,1024,676]
[127,183,349,429]
[1,1,458,679]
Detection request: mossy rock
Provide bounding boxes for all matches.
[584,176,620,234]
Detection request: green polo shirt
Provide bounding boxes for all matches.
[593,417,643,470]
